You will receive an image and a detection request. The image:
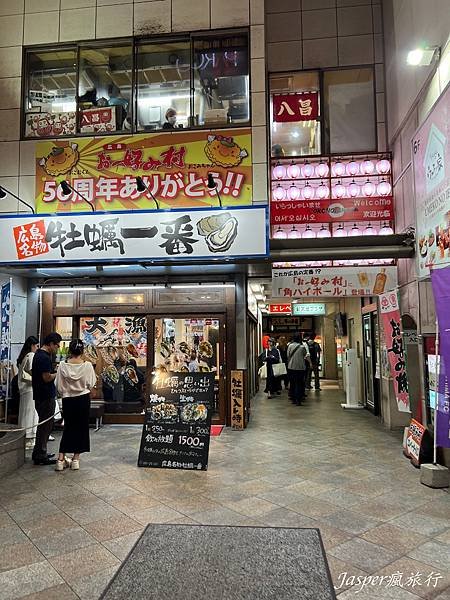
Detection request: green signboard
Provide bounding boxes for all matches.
[292,303,326,316]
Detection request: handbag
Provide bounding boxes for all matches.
[272,362,287,377]
[258,363,267,379]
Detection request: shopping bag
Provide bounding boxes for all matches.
[258,364,267,379]
[272,362,287,377]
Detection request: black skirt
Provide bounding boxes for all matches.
[59,393,91,454]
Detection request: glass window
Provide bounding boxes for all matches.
[24,48,77,138]
[54,292,74,308]
[136,40,191,131]
[55,316,73,340]
[78,44,133,133]
[323,68,376,154]
[270,71,321,158]
[80,292,145,306]
[193,34,249,127]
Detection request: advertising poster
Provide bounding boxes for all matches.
[379,290,410,412]
[35,129,252,213]
[406,419,427,466]
[413,83,450,278]
[0,281,11,401]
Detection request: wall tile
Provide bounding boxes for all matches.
[252,163,268,203]
[251,91,266,126]
[0,177,20,213]
[338,35,374,65]
[266,12,301,43]
[134,1,171,36]
[0,78,21,109]
[303,37,338,69]
[375,63,384,92]
[0,142,19,177]
[251,25,264,59]
[60,8,95,41]
[20,140,36,176]
[0,109,20,141]
[25,0,59,11]
[302,0,335,8]
[374,33,383,62]
[24,12,59,44]
[377,122,386,152]
[0,48,22,78]
[372,3,382,34]
[267,41,302,72]
[0,0,24,16]
[211,0,249,27]
[250,0,264,25]
[302,8,336,39]
[337,0,370,5]
[376,92,385,123]
[266,0,300,12]
[62,0,95,7]
[96,4,132,38]
[172,0,209,31]
[251,126,267,164]
[0,15,23,47]
[18,175,35,210]
[251,58,265,93]
[337,5,372,36]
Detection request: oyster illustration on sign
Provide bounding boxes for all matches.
[196,212,238,253]
[204,135,248,168]
[39,143,79,176]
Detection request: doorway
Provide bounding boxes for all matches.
[362,312,380,414]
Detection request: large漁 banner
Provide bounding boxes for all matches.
[35,129,252,213]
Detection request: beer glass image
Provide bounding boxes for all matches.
[357,272,369,287]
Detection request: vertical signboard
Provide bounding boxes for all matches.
[0,281,11,404]
[231,370,245,429]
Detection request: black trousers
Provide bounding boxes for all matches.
[306,362,321,389]
[32,397,55,460]
[289,370,306,404]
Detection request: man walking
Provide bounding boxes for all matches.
[32,333,62,465]
[287,333,308,406]
[307,334,322,391]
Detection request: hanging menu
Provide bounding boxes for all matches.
[138,372,214,471]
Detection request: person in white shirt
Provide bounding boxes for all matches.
[55,339,97,471]
[17,336,39,449]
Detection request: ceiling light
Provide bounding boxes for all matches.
[407,47,439,66]
[105,285,165,290]
[38,286,97,292]
[170,284,235,289]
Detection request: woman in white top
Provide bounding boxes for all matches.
[55,338,97,471]
[17,336,39,449]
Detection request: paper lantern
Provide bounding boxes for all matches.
[332,161,345,177]
[302,183,315,200]
[302,225,316,239]
[273,164,286,180]
[288,226,301,239]
[316,182,330,199]
[301,161,315,178]
[346,160,360,176]
[288,185,301,200]
[363,179,376,196]
[348,180,360,198]
[379,222,394,235]
[287,162,301,179]
[273,185,286,200]
[334,224,347,237]
[349,224,361,236]
[376,158,391,174]
[274,226,287,239]
[317,225,331,238]
[361,159,375,175]
[363,223,376,236]
[333,181,346,198]
[315,162,329,178]
[377,179,392,196]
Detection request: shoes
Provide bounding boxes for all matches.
[48,435,55,441]
[47,453,55,459]
[71,459,80,470]
[315,388,321,391]
[55,457,72,471]
[33,457,57,465]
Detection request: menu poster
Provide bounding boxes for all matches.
[138,372,214,471]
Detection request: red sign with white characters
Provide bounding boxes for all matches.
[80,107,116,133]
[270,197,394,225]
[272,93,319,122]
[13,220,49,259]
[269,303,291,314]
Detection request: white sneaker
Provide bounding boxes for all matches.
[71,459,80,470]
[48,435,55,441]
[55,460,64,471]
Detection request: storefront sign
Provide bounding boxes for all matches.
[270,197,394,225]
[413,82,450,278]
[0,281,11,401]
[35,129,252,213]
[25,111,77,138]
[379,290,410,413]
[0,206,268,265]
[406,419,427,466]
[80,107,116,134]
[272,267,397,298]
[272,93,319,122]
[430,266,450,447]
[292,303,326,316]
[138,372,214,470]
[269,303,291,314]
[231,370,245,429]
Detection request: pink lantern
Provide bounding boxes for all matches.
[302,183,315,200]
[379,222,394,235]
[346,160,360,176]
[315,161,329,178]
[317,225,331,238]
[333,180,346,198]
[363,179,376,196]
[287,162,301,179]
[348,180,360,198]
[316,182,330,199]
[361,159,375,175]
[302,225,316,239]
[334,224,347,237]
[288,185,301,201]
[273,226,287,239]
[273,163,286,180]
[363,223,376,236]
[288,226,301,239]
[332,161,345,177]
[273,185,286,201]
[301,161,315,178]
[349,224,361,236]
[377,179,392,196]
[376,158,391,174]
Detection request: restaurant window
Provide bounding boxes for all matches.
[78,43,133,134]
[323,68,376,154]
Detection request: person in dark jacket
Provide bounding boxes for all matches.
[287,333,308,405]
[264,338,282,398]
[277,336,289,390]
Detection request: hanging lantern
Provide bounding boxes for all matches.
[315,161,329,178]
[363,179,376,196]
[316,181,330,199]
[273,185,286,201]
[377,179,392,196]
[333,180,346,198]
[376,158,391,174]
[346,160,360,176]
[273,226,287,239]
[361,159,375,175]
[332,160,345,177]
[302,183,315,200]
[302,225,316,239]
[288,185,301,200]
[349,223,361,236]
[301,161,315,178]
[348,180,360,198]
[317,225,331,238]
[288,226,301,239]
[379,222,394,235]
[273,163,286,180]
[334,224,347,237]
[363,223,376,236]
[287,162,301,179]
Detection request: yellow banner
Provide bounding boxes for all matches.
[35,128,252,213]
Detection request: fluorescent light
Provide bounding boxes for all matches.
[38,286,96,292]
[104,285,165,290]
[407,47,438,66]
[170,284,235,289]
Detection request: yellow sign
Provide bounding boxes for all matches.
[35,129,252,213]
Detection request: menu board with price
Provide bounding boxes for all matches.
[138,372,214,471]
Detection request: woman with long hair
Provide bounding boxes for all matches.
[17,336,39,449]
[55,339,96,471]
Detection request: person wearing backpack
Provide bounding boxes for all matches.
[17,336,39,450]
[287,333,308,405]
[307,334,322,391]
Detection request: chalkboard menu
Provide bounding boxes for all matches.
[138,372,214,470]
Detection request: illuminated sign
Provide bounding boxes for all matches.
[292,303,326,316]
[269,303,291,314]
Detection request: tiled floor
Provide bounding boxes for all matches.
[1,381,449,600]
